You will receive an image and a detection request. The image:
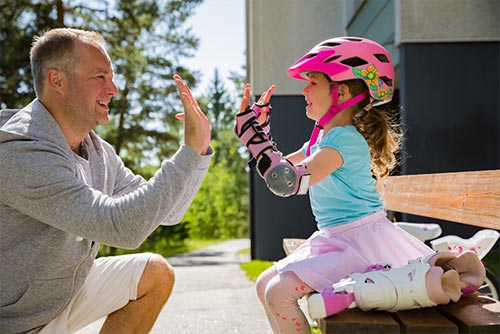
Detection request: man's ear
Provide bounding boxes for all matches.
[46,69,66,94]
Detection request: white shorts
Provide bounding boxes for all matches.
[40,252,153,334]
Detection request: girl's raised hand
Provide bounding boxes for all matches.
[237,84,276,125]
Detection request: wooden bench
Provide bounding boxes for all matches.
[283,169,500,334]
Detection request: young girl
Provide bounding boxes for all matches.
[235,37,434,334]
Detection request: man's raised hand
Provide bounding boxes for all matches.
[174,74,211,155]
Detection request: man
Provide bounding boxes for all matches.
[0,28,212,334]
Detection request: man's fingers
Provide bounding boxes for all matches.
[175,76,200,123]
[176,76,199,112]
[174,74,211,155]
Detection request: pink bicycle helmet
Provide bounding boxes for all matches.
[288,36,394,104]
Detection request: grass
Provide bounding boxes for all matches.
[237,247,250,255]
[238,247,273,282]
[240,259,274,281]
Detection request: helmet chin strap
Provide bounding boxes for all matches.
[306,84,369,156]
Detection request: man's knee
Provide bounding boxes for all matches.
[138,253,175,299]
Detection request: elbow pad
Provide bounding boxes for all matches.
[257,150,310,197]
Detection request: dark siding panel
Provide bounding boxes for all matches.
[250,95,317,260]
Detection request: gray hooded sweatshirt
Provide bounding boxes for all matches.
[0,100,212,333]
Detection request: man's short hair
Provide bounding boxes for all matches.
[30,28,105,97]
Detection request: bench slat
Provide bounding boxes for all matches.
[438,294,500,333]
[393,308,458,333]
[319,308,400,334]
[376,170,500,230]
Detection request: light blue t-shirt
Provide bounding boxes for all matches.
[303,126,383,230]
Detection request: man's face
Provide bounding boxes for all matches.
[64,41,118,130]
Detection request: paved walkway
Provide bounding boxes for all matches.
[76,239,273,334]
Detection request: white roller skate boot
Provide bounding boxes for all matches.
[307,251,485,319]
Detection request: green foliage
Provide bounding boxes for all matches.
[184,141,249,239]
[99,238,221,258]
[198,69,236,141]
[182,69,249,240]
[99,223,188,257]
[0,0,67,108]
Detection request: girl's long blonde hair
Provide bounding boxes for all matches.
[342,79,402,179]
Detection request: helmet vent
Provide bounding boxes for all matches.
[320,42,341,48]
[344,37,363,42]
[340,57,368,67]
[306,53,318,60]
[324,55,341,63]
[379,76,393,86]
[374,53,390,63]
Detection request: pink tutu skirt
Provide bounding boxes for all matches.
[275,211,434,292]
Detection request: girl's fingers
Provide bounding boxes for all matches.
[238,83,276,115]
[257,85,276,105]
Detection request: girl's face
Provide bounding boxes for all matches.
[301,72,332,121]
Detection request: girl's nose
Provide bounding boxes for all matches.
[301,85,308,96]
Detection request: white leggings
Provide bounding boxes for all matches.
[256,266,315,334]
